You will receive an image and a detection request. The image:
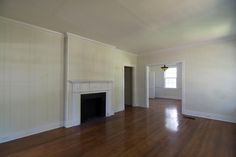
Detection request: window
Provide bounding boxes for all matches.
[164,67,177,88]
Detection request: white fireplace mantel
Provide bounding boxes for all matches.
[65,80,114,128]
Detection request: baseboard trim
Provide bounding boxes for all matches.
[114,105,125,113]
[155,96,181,100]
[64,120,80,128]
[183,109,236,123]
[0,121,64,144]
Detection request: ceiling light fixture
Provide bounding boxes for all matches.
[161,65,168,71]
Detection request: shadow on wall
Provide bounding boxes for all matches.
[216,0,236,40]
[227,0,236,36]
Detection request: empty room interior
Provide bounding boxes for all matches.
[0,0,236,157]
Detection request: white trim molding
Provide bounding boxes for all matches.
[114,104,125,113]
[65,80,114,128]
[155,96,181,100]
[0,16,63,36]
[183,109,236,123]
[0,122,63,144]
[66,32,116,49]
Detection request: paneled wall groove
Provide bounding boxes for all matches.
[0,17,137,143]
[0,17,64,143]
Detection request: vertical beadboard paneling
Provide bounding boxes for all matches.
[66,33,137,112]
[0,17,136,143]
[0,18,64,143]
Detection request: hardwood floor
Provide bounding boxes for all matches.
[0,99,235,157]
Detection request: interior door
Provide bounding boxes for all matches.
[124,67,133,106]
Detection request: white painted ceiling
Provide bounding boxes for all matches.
[0,0,235,54]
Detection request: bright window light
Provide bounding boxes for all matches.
[164,67,177,88]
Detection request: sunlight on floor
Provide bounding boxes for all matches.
[165,108,179,132]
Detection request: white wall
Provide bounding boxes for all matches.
[0,17,64,143]
[150,63,182,99]
[0,17,137,143]
[137,39,236,123]
[66,33,137,113]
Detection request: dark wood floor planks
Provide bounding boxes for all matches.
[0,98,235,157]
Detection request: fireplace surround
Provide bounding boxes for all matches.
[65,81,114,128]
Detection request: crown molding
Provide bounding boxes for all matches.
[65,32,138,56]
[139,34,236,56]
[66,32,116,49]
[0,16,64,37]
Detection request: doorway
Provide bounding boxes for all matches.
[146,62,184,110]
[124,66,133,108]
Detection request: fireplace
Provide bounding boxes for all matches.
[65,81,114,128]
[81,93,106,123]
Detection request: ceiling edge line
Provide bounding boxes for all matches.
[138,34,236,56]
[0,16,64,37]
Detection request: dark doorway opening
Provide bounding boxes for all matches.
[81,93,106,123]
[124,66,133,109]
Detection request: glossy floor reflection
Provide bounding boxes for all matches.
[0,98,235,157]
[165,108,179,132]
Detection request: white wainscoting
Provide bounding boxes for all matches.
[0,17,64,144]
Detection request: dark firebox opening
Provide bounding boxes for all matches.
[81,93,106,123]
